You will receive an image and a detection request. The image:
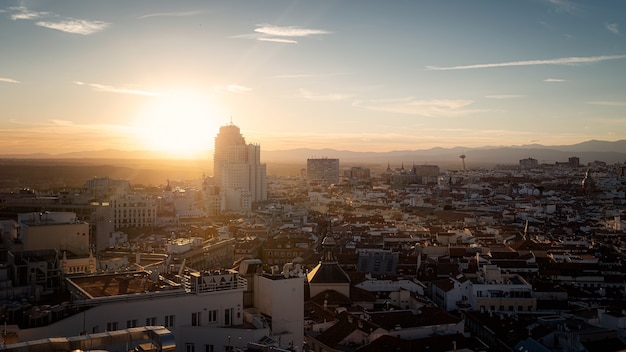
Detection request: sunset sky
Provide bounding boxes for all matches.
[1,0,625,157]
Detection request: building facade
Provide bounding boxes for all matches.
[307,158,340,186]
[213,124,267,213]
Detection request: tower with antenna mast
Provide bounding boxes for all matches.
[459,154,466,171]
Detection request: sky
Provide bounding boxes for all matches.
[1,0,625,157]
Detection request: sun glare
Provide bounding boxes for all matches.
[134,90,220,157]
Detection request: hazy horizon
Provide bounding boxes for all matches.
[1,1,625,157]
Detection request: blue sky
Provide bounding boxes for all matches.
[1,0,625,156]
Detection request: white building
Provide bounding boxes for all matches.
[214,124,267,213]
[111,194,157,228]
[253,269,305,350]
[16,269,272,352]
[468,264,536,313]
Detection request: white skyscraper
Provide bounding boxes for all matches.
[213,123,267,212]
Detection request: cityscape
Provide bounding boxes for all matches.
[2,1,626,352]
[0,123,625,352]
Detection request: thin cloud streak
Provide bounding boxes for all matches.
[0,120,137,154]
[74,81,160,96]
[586,101,626,107]
[226,85,252,93]
[298,89,353,101]
[544,78,566,82]
[426,54,626,71]
[138,10,204,19]
[274,72,351,78]
[212,84,252,93]
[354,97,482,117]
[234,24,331,44]
[0,77,20,84]
[258,37,298,44]
[254,24,331,37]
[485,95,524,99]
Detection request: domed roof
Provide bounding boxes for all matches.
[322,235,336,246]
[307,234,351,284]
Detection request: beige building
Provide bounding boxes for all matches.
[17,212,90,255]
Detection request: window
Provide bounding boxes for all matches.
[106,322,118,331]
[208,309,218,323]
[192,312,201,326]
[205,345,214,352]
[224,308,233,326]
[185,343,195,352]
[92,325,99,333]
[146,317,157,326]
[165,315,175,328]
[127,319,138,328]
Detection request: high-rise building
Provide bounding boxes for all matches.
[306,158,339,185]
[213,123,267,212]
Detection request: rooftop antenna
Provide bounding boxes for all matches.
[459,154,466,171]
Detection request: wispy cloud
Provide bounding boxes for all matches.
[74,81,160,96]
[138,10,204,19]
[8,6,49,20]
[606,23,620,35]
[6,6,109,35]
[36,19,110,35]
[274,72,351,79]
[586,101,626,107]
[426,54,626,71]
[213,84,252,93]
[227,85,252,93]
[233,24,331,44]
[0,119,137,154]
[546,0,580,14]
[0,77,20,84]
[298,89,353,101]
[254,24,331,37]
[485,95,524,99]
[544,78,566,82]
[258,37,298,44]
[353,97,482,117]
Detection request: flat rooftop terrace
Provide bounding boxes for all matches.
[68,272,177,299]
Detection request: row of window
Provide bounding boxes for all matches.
[479,305,534,312]
[101,315,175,333]
[100,308,234,333]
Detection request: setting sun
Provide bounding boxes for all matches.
[133,90,221,157]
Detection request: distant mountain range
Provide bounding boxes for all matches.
[261,140,626,168]
[2,140,626,170]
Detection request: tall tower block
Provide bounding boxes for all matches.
[213,123,267,212]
